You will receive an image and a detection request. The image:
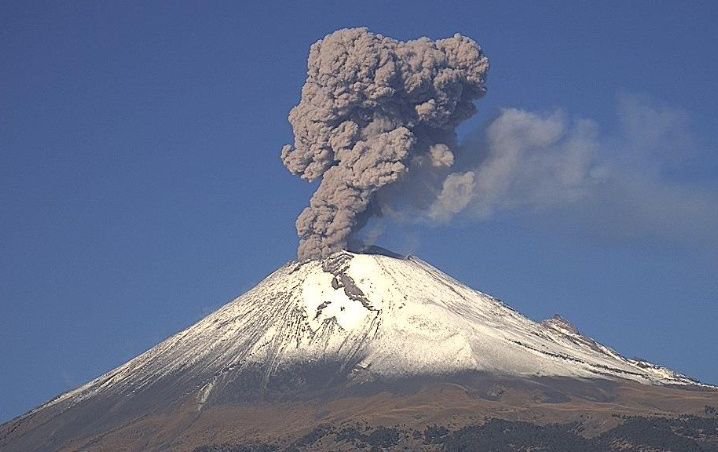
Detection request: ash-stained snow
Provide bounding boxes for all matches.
[34,250,702,416]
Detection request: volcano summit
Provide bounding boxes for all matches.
[2,250,717,451]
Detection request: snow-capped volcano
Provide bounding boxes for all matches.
[0,250,718,450]
[44,250,696,411]
[3,249,715,451]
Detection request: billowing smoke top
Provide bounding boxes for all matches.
[281,28,489,260]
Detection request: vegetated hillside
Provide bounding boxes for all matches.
[195,411,718,451]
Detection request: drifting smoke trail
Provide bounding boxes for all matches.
[281,28,489,260]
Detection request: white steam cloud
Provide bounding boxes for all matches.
[427,95,718,247]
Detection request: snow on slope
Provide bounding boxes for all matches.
[36,250,699,415]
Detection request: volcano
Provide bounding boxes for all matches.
[2,250,717,451]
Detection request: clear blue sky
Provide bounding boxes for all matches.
[2,2,717,422]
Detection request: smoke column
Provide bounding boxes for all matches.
[281,28,489,260]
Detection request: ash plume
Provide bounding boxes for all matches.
[281,28,489,260]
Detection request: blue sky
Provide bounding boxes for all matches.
[2,2,717,422]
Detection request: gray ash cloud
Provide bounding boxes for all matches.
[281,28,489,260]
